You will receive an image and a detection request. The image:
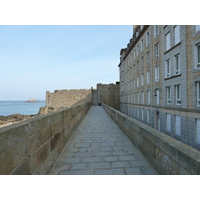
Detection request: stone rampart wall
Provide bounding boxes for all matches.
[0,102,91,175]
[97,83,120,110]
[46,89,92,108]
[102,103,200,175]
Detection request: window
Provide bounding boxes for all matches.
[154,25,159,37]
[142,91,144,103]
[166,32,170,51]
[174,25,180,45]
[196,25,200,32]
[155,66,159,82]
[137,108,139,118]
[141,73,144,86]
[134,93,136,103]
[165,59,171,78]
[197,119,200,144]
[128,57,130,67]
[147,70,150,84]
[141,56,144,69]
[197,81,200,106]
[175,85,181,105]
[136,45,139,56]
[137,92,140,103]
[146,31,150,46]
[174,54,180,74]
[137,76,139,87]
[147,110,150,123]
[133,50,136,60]
[166,114,171,132]
[155,43,159,59]
[175,115,181,136]
[141,109,144,120]
[155,89,159,104]
[196,44,200,69]
[133,78,135,89]
[137,60,139,69]
[147,90,151,104]
[141,39,144,52]
[147,51,150,64]
[130,54,133,64]
[166,86,171,104]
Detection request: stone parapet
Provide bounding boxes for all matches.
[0,102,91,175]
[102,103,200,175]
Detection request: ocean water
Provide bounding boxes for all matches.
[0,101,46,116]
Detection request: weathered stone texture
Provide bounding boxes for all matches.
[97,83,120,110]
[46,89,92,108]
[102,103,200,175]
[0,102,91,175]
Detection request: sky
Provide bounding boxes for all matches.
[0,25,133,100]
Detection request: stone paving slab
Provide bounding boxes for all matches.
[47,106,158,175]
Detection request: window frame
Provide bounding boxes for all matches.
[166,113,171,132]
[197,118,200,144]
[166,32,171,51]
[174,53,181,75]
[155,66,159,82]
[155,43,159,59]
[141,39,144,52]
[154,25,159,37]
[175,85,181,105]
[147,70,150,84]
[137,76,139,88]
[147,90,151,104]
[166,86,171,104]
[141,56,144,69]
[196,43,200,69]
[147,110,150,123]
[141,109,144,120]
[147,51,150,65]
[136,45,139,57]
[146,31,150,46]
[174,25,180,45]
[197,81,200,106]
[141,73,144,86]
[155,89,159,104]
[142,91,144,103]
[175,115,181,136]
[165,59,171,78]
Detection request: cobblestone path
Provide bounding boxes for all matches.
[47,106,158,175]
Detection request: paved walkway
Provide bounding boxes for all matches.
[47,106,158,175]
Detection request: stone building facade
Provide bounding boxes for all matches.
[118,25,200,150]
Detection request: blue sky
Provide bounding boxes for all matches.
[0,25,133,100]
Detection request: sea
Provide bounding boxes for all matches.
[0,101,46,116]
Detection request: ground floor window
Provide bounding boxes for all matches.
[166,113,171,132]
[197,119,200,144]
[175,115,181,136]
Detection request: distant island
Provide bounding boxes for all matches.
[25,98,39,103]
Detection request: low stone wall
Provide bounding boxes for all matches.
[102,103,200,175]
[0,102,91,175]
